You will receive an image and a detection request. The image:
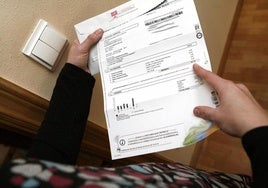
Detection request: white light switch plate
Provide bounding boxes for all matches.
[22,19,68,71]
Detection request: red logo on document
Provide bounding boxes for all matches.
[111,10,118,18]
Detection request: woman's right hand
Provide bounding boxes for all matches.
[193,64,268,137]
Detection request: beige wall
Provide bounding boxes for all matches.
[0,0,238,164]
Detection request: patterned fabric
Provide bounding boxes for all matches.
[0,158,251,187]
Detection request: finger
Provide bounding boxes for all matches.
[193,106,218,122]
[81,28,104,51]
[193,64,226,93]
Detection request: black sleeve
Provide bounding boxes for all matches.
[242,126,268,188]
[27,63,95,165]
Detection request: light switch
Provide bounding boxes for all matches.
[40,26,66,52]
[32,40,59,66]
[22,19,68,71]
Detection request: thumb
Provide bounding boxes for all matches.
[81,28,104,51]
[193,106,218,122]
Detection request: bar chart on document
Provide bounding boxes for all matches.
[98,0,218,159]
[114,97,138,121]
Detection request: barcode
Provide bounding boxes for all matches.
[211,91,220,107]
[145,10,183,26]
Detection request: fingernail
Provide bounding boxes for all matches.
[194,108,200,116]
[95,28,103,35]
[193,64,200,69]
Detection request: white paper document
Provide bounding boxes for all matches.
[97,0,219,160]
[75,0,165,75]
